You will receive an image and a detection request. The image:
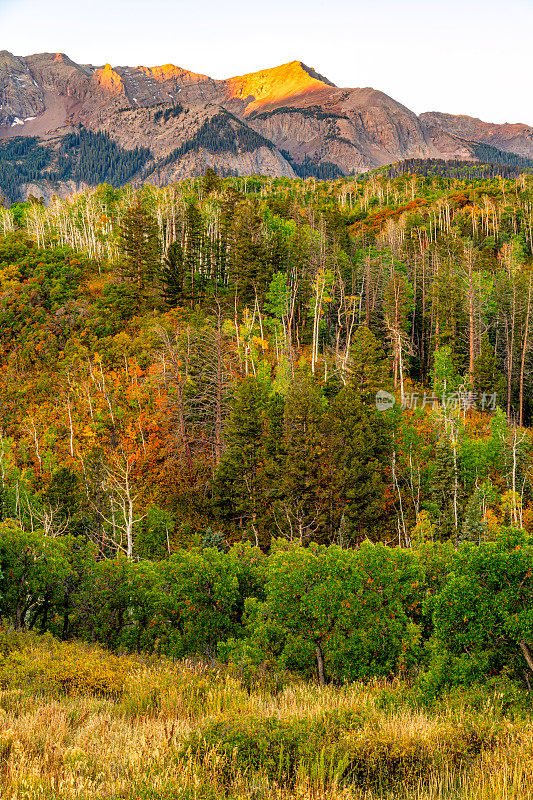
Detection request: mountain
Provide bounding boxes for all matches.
[419,112,533,160]
[223,61,336,113]
[0,50,531,201]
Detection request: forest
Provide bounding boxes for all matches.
[0,131,153,202]
[378,158,533,181]
[0,169,533,694]
[0,136,53,202]
[158,110,277,171]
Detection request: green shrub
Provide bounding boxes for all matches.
[0,637,134,698]
[181,717,300,783]
[182,711,505,791]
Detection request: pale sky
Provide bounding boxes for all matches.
[1,0,531,125]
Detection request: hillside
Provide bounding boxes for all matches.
[1,50,532,200]
[1,169,533,798]
[1,170,533,549]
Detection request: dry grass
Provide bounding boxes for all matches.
[0,633,531,799]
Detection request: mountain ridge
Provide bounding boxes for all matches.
[0,50,531,201]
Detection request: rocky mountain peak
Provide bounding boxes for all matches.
[93,63,125,95]
[298,62,336,87]
[225,60,335,114]
[419,111,533,159]
[137,63,210,84]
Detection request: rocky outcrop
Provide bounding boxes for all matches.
[247,87,439,173]
[143,145,295,184]
[224,61,336,114]
[18,179,90,203]
[419,112,533,159]
[0,50,45,127]
[93,64,125,97]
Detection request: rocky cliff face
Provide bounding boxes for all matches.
[0,50,531,200]
[0,50,45,128]
[142,144,295,185]
[419,112,533,159]
[247,86,439,173]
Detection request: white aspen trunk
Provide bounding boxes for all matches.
[397,331,405,405]
[465,244,476,385]
[519,272,532,427]
[511,431,519,527]
[66,394,75,458]
[391,439,407,546]
[452,429,459,532]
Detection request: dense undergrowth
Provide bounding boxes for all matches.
[0,629,531,800]
[1,522,533,695]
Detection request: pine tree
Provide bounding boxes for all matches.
[278,376,329,543]
[42,467,80,523]
[336,513,349,548]
[184,201,204,302]
[228,200,268,303]
[201,527,227,552]
[348,326,389,399]
[203,167,221,196]
[473,335,506,403]
[461,484,493,544]
[212,377,266,546]
[430,434,460,538]
[118,199,161,311]
[258,392,286,542]
[262,392,285,468]
[329,385,390,542]
[160,241,186,308]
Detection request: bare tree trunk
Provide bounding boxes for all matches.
[391,438,407,546]
[465,244,476,385]
[519,272,532,427]
[214,312,224,464]
[315,643,326,686]
[507,280,516,418]
[519,641,533,674]
[311,272,326,376]
[365,248,371,327]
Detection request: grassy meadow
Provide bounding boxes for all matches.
[0,630,531,800]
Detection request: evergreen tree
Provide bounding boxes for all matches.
[460,483,494,544]
[42,467,80,523]
[212,377,266,546]
[430,434,461,539]
[257,392,286,542]
[183,201,205,302]
[348,326,389,399]
[203,167,221,196]
[228,200,269,302]
[160,241,186,308]
[336,513,349,548]
[201,527,227,552]
[118,199,161,311]
[473,335,506,403]
[329,385,390,542]
[278,377,329,543]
